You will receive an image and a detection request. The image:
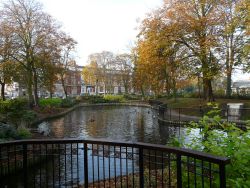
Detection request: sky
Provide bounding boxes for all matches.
[38,0,163,65]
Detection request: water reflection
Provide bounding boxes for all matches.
[44,106,182,145]
[4,106,201,187]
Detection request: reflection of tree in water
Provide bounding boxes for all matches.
[46,106,182,144]
[50,118,65,138]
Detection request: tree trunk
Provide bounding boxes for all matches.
[172,78,177,102]
[61,77,68,98]
[27,68,34,107]
[226,71,232,98]
[1,83,5,101]
[203,78,214,102]
[140,85,145,99]
[33,68,39,106]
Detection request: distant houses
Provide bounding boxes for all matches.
[232,80,250,95]
[4,60,130,98]
[4,51,135,99]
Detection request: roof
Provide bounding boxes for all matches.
[232,80,250,88]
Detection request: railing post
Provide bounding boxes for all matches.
[23,143,28,188]
[84,143,88,188]
[139,147,144,188]
[176,154,182,188]
[219,163,226,188]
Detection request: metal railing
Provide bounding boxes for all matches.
[159,105,250,127]
[0,139,229,187]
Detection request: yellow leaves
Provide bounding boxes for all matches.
[82,61,100,86]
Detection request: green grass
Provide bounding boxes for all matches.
[39,98,62,107]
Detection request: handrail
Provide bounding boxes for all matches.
[0,138,230,164]
[0,138,230,187]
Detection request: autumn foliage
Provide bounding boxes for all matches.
[133,0,249,101]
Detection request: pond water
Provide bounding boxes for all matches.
[4,105,200,187]
[40,105,185,145]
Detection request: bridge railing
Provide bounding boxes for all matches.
[0,139,229,187]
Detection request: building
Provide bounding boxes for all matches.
[4,64,85,99]
[81,51,132,95]
[232,80,250,95]
[53,65,84,97]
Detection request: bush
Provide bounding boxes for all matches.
[22,110,37,124]
[61,98,76,107]
[103,95,125,103]
[17,127,32,139]
[123,94,142,100]
[88,95,107,103]
[0,98,31,126]
[0,123,17,139]
[173,104,250,187]
[0,98,29,113]
[39,98,62,107]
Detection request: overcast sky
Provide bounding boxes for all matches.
[38,0,163,65]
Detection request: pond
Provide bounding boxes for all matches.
[39,105,185,145]
[4,105,200,187]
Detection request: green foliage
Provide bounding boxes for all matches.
[103,95,125,103]
[0,123,32,140]
[39,98,62,107]
[78,95,125,103]
[175,103,250,187]
[0,123,17,139]
[61,98,76,107]
[123,94,142,100]
[89,96,107,103]
[17,127,32,139]
[0,98,35,127]
[22,110,37,124]
[0,98,28,113]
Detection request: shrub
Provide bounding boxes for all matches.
[0,98,31,126]
[0,123,17,139]
[173,104,250,187]
[39,98,62,107]
[103,95,125,103]
[61,98,76,107]
[123,94,141,100]
[0,98,28,113]
[22,110,37,124]
[89,95,107,103]
[17,127,32,139]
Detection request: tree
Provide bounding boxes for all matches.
[165,0,224,101]
[37,51,60,98]
[82,60,100,94]
[115,54,133,94]
[57,33,77,98]
[219,0,249,97]
[0,18,16,100]
[1,0,76,105]
[87,51,116,94]
[134,8,191,97]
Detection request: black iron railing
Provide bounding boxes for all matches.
[0,139,229,187]
[159,105,250,127]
